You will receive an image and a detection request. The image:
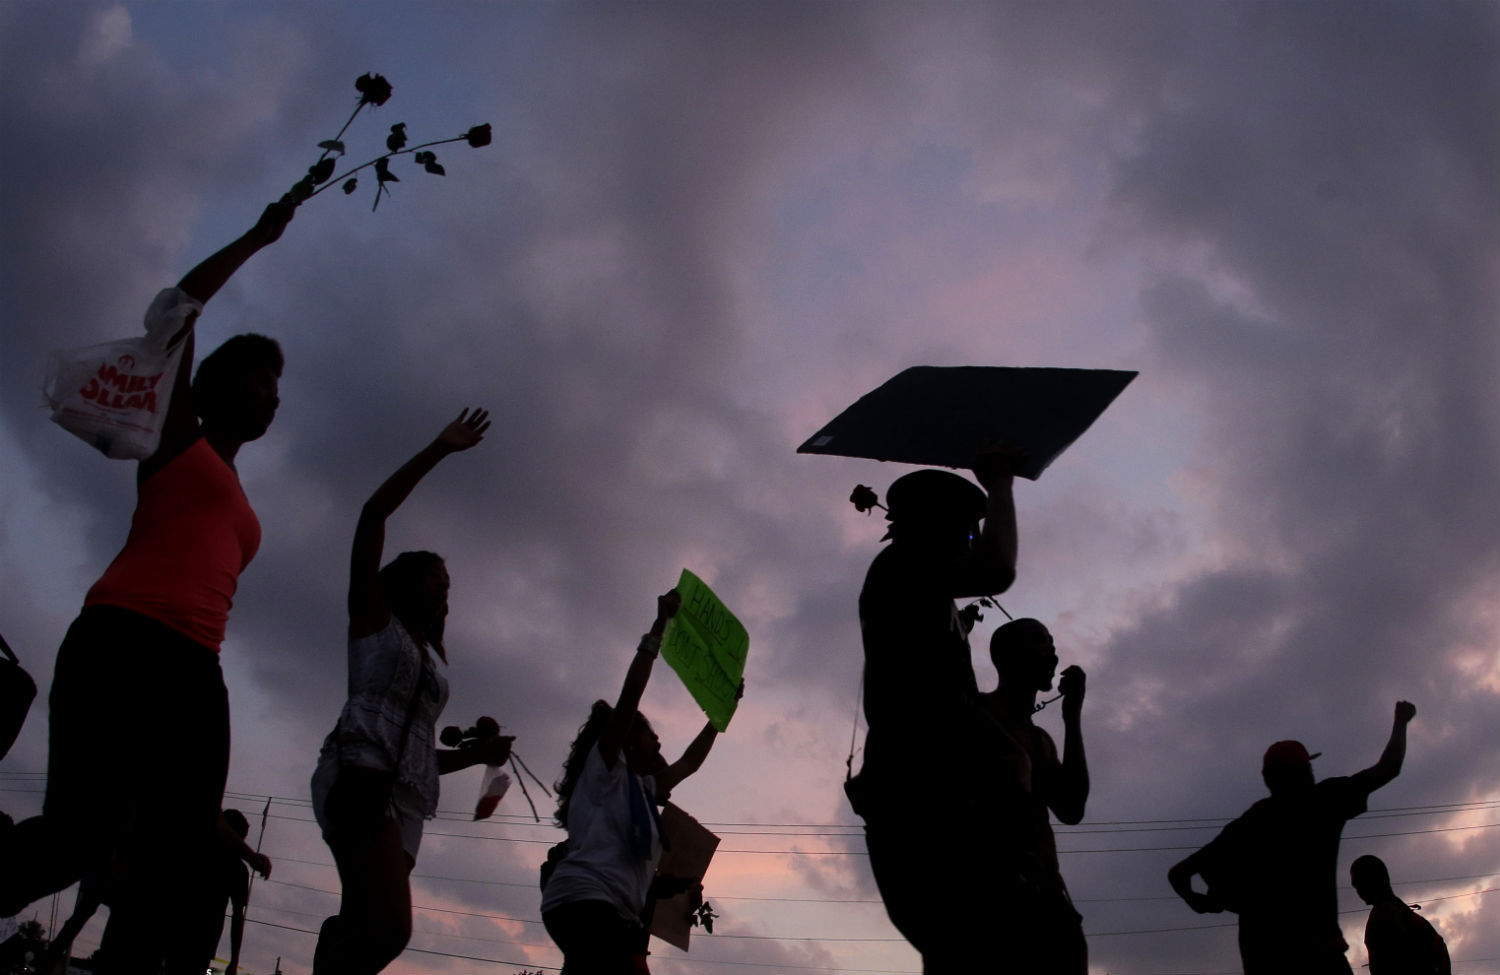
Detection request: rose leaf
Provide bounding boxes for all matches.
[386,122,408,152]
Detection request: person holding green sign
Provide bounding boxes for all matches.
[542,589,739,974]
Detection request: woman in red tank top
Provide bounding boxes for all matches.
[0,201,295,975]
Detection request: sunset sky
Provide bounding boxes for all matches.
[1,3,1496,973]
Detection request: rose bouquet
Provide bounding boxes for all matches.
[281,73,492,211]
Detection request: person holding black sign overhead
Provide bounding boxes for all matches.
[846,451,1021,974]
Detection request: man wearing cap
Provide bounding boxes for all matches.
[848,455,1019,973]
[1168,701,1417,975]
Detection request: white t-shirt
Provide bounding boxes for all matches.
[541,743,662,920]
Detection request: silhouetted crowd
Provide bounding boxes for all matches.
[0,204,1449,975]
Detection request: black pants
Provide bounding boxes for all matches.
[865,824,1087,975]
[1239,921,1354,975]
[0,606,230,974]
[543,899,645,975]
[163,891,232,975]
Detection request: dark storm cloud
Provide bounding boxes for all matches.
[1071,3,1500,969]
[1096,0,1498,759]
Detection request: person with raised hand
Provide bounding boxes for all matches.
[1169,701,1418,975]
[311,408,514,975]
[542,590,739,974]
[0,201,295,974]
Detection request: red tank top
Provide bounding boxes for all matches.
[85,437,261,651]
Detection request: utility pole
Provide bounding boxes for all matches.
[248,795,272,901]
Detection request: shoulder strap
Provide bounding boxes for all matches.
[390,652,427,769]
[1406,907,1448,965]
[389,630,434,770]
[0,630,18,665]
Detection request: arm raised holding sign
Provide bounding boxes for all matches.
[953,445,1020,597]
[598,589,681,771]
[543,588,740,972]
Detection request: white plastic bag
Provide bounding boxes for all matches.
[473,765,511,821]
[42,288,201,460]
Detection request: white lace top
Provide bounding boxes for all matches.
[315,618,449,820]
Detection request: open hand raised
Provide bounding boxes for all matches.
[436,408,491,453]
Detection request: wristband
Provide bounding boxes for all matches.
[638,633,662,657]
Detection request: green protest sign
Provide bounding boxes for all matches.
[662,569,748,732]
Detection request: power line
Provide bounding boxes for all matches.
[259,872,1500,945]
[268,851,1500,910]
[238,800,1500,855]
[239,917,561,972]
[251,900,564,954]
[687,821,1500,856]
[11,775,1491,834]
[263,876,548,926]
[241,915,920,974]
[253,897,912,973]
[1073,871,1500,906]
[24,765,1484,826]
[1086,882,1494,936]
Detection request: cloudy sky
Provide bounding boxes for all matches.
[2,2,1497,973]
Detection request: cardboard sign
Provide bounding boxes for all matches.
[797,365,1137,480]
[661,570,747,732]
[650,803,721,952]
